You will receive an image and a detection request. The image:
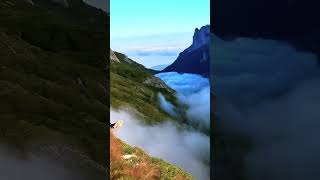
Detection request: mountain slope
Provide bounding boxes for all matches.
[110,130,193,180]
[110,50,181,124]
[0,0,108,177]
[162,25,210,76]
[110,50,195,179]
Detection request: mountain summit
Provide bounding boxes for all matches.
[188,25,210,52]
[162,25,210,76]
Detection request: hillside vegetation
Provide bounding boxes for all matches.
[110,51,184,125]
[0,0,108,176]
[110,130,194,180]
[110,51,198,179]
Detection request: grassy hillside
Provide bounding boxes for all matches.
[110,130,194,180]
[110,51,197,179]
[0,0,108,176]
[110,51,184,124]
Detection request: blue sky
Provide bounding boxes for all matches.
[111,0,210,68]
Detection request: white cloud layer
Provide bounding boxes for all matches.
[212,35,320,180]
[158,93,178,117]
[212,35,319,103]
[111,109,210,180]
[156,72,211,128]
[0,145,100,180]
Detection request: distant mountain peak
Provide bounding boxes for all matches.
[162,25,210,76]
[187,25,210,52]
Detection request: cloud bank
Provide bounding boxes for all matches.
[156,72,210,128]
[111,33,192,67]
[110,109,210,180]
[0,145,99,180]
[150,64,169,71]
[212,34,319,104]
[158,93,178,117]
[212,35,320,180]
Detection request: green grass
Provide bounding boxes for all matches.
[119,137,195,180]
[110,56,182,124]
[110,51,200,179]
[0,0,109,174]
[110,52,197,179]
[150,157,194,180]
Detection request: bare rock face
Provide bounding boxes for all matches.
[143,76,174,92]
[188,25,210,52]
[110,49,120,62]
[162,25,210,76]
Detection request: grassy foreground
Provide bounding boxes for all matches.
[110,130,194,180]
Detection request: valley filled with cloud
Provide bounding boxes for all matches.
[212,35,320,180]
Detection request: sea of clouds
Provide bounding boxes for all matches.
[212,34,320,180]
[156,72,211,128]
[0,145,102,180]
[110,72,211,180]
[111,109,210,180]
[212,35,319,103]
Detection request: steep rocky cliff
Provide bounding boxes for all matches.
[162,25,210,76]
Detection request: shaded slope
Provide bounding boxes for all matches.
[163,25,210,76]
[0,0,109,176]
[163,44,209,76]
[110,51,206,179]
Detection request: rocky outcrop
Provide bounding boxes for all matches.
[143,76,174,92]
[162,25,210,76]
[187,25,210,52]
[110,49,120,62]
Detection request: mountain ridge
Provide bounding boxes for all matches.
[162,25,210,76]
